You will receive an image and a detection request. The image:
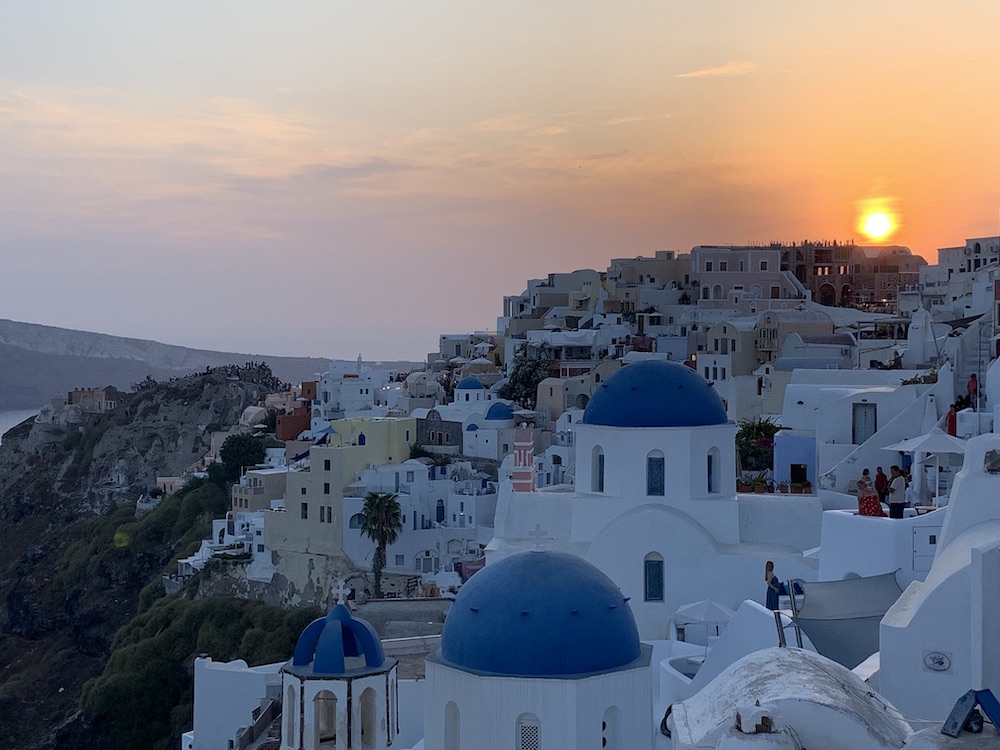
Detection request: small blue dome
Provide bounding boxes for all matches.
[440,551,641,677]
[456,376,485,390]
[485,402,514,421]
[582,360,727,428]
[291,604,384,675]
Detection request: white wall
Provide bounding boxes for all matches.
[193,658,281,750]
[819,509,941,585]
[424,656,653,750]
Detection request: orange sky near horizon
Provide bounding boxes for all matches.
[0,2,998,359]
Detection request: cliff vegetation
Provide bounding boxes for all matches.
[0,368,313,749]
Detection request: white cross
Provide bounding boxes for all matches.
[528,523,548,550]
[332,578,350,605]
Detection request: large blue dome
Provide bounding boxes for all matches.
[456,376,485,390]
[582,360,727,428]
[440,551,641,677]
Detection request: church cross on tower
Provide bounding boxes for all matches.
[528,523,548,550]
[332,578,350,605]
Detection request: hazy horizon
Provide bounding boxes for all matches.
[3,2,999,360]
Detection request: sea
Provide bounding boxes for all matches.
[0,409,39,445]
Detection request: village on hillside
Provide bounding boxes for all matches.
[32,236,1000,748]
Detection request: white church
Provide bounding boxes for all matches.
[489,359,819,638]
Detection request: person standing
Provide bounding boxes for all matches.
[904,472,918,508]
[946,403,958,436]
[765,560,781,610]
[968,373,979,405]
[875,466,888,503]
[857,479,886,517]
[887,465,907,518]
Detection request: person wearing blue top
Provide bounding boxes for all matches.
[765,560,781,610]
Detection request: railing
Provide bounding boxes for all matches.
[233,699,279,750]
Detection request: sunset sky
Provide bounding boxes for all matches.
[2,2,999,361]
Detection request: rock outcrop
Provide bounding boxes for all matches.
[0,369,271,749]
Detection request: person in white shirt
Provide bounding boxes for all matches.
[887,465,907,518]
[903,473,918,508]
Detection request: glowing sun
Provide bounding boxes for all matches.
[862,211,893,241]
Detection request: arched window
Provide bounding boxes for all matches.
[360,687,377,749]
[707,447,721,493]
[517,712,540,750]
[445,700,460,750]
[592,446,605,493]
[286,685,296,746]
[646,450,665,496]
[602,706,621,750]
[713,284,723,300]
[644,552,664,602]
[349,513,364,529]
[314,690,337,748]
[358,433,366,446]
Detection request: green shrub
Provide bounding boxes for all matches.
[81,597,321,750]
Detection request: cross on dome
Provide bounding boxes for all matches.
[332,578,350,605]
[528,523,548,550]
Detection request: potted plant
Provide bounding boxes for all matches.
[802,480,812,494]
[778,481,789,494]
[790,482,803,494]
[737,478,751,493]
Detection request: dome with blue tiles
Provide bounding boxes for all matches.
[290,604,385,675]
[485,402,514,421]
[582,359,727,428]
[440,551,641,677]
[456,376,485,390]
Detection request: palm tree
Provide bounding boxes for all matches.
[360,492,403,598]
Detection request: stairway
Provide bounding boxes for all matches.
[957,312,994,392]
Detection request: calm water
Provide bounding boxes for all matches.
[0,409,39,445]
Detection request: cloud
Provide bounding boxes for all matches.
[469,112,575,138]
[674,60,758,79]
[602,114,670,127]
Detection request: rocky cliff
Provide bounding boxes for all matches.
[0,370,270,749]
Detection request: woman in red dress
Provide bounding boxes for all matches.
[857,479,886,517]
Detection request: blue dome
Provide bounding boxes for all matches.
[456,376,485,390]
[440,551,641,677]
[291,604,385,675]
[582,360,727,428]
[485,402,514,421]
